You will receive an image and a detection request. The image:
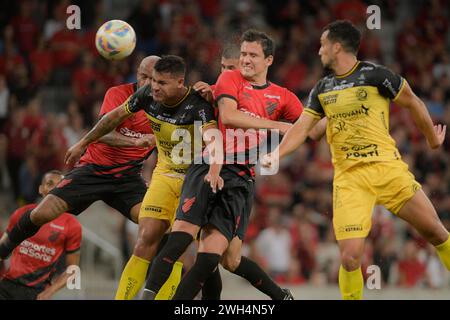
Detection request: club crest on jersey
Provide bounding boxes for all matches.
[356,88,368,101]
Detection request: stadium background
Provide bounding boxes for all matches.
[0,0,449,299]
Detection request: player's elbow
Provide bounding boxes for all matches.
[219,110,234,126]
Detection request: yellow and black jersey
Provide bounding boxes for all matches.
[304,61,406,174]
[124,85,216,177]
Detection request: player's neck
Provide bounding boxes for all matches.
[245,71,268,87]
[164,86,189,107]
[333,55,358,77]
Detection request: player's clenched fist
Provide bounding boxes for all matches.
[64,142,87,167]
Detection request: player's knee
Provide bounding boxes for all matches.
[221,253,241,272]
[340,251,362,271]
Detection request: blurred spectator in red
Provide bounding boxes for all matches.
[9,0,39,55]
[397,240,426,287]
[332,0,366,26]
[50,28,80,68]
[29,37,53,86]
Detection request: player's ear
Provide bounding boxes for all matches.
[178,76,185,88]
[266,55,274,67]
[38,185,44,197]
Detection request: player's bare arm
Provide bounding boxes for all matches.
[36,251,80,300]
[395,81,446,149]
[218,97,291,133]
[308,118,327,141]
[202,124,224,193]
[64,105,133,166]
[98,131,155,148]
[262,113,319,168]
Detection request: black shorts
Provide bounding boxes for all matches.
[0,279,41,300]
[50,165,147,220]
[176,164,254,242]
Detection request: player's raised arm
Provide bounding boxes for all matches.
[394,81,446,149]
[64,84,152,166]
[261,113,319,168]
[218,97,291,133]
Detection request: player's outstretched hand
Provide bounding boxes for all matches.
[64,142,86,167]
[135,134,156,148]
[193,81,213,103]
[204,171,224,193]
[429,124,446,149]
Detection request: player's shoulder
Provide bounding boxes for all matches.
[106,83,136,97]
[358,60,393,75]
[219,69,243,82]
[60,213,82,229]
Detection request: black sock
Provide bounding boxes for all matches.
[0,210,40,259]
[233,256,285,300]
[201,266,222,300]
[142,231,193,299]
[173,252,221,300]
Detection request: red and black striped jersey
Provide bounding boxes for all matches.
[79,83,155,176]
[3,204,82,290]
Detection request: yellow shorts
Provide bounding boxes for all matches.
[333,160,421,241]
[139,173,184,226]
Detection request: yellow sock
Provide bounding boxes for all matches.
[435,236,450,271]
[339,265,363,300]
[115,255,150,300]
[155,261,183,300]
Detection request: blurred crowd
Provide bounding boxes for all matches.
[0,0,449,289]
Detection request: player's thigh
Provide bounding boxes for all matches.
[377,161,421,215]
[139,174,181,225]
[333,170,376,241]
[48,166,105,216]
[104,175,147,223]
[397,189,449,245]
[221,236,243,271]
[175,164,214,230]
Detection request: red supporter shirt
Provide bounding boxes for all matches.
[3,204,82,290]
[79,83,154,176]
[214,69,303,165]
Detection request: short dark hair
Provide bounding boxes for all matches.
[222,44,240,60]
[240,29,275,58]
[154,55,186,76]
[323,20,361,55]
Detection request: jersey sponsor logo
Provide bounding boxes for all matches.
[263,93,280,100]
[330,105,369,120]
[360,66,374,71]
[156,115,177,124]
[343,143,379,159]
[322,94,338,105]
[181,197,196,213]
[50,223,65,231]
[339,224,363,233]
[144,205,162,213]
[333,82,355,90]
[356,88,368,101]
[151,122,161,132]
[18,240,56,262]
[119,127,146,138]
[56,178,72,189]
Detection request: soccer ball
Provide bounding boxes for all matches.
[95,20,136,60]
